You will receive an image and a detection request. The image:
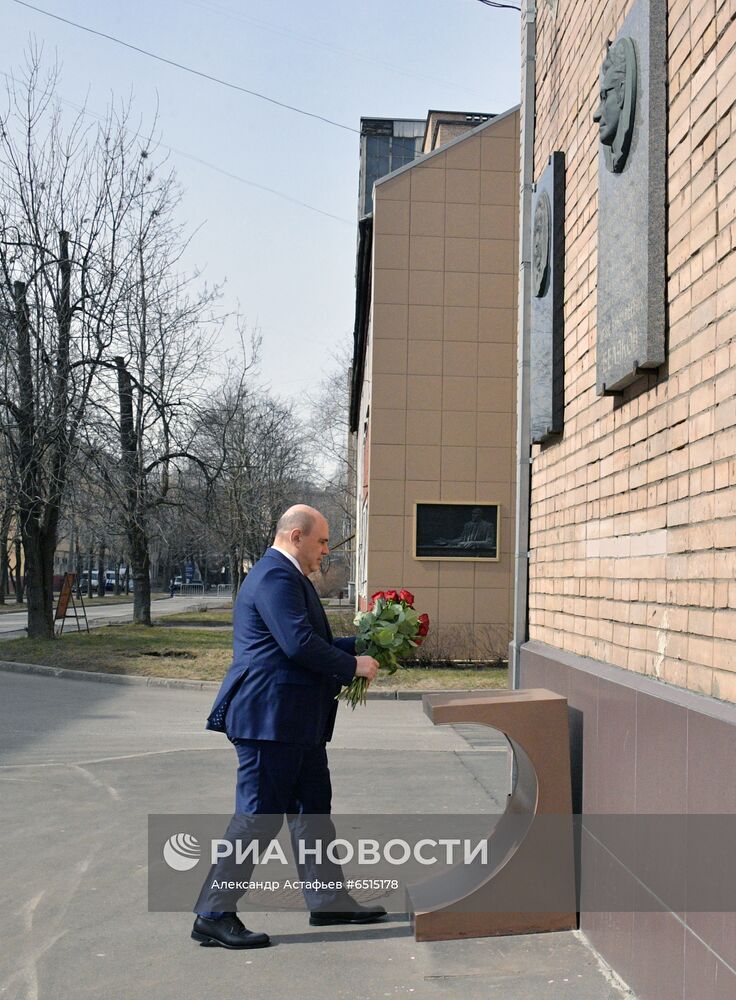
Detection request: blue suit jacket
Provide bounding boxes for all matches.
[206,548,357,746]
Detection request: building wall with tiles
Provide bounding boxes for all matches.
[356,109,520,658]
[527,0,736,701]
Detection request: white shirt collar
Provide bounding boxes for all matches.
[271,546,305,575]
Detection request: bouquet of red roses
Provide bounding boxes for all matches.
[337,588,430,709]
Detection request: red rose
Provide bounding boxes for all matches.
[398,589,415,607]
[370,591,386,604]
[384,589,399,602]
[417,613,430,637]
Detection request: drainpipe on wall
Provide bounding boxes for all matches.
[510,0,537,690]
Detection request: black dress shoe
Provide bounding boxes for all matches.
[191,914,271,949]
[309,901,387,926]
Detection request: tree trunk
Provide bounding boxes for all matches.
[130,527,152,625]
[97,540,106,598]
[23,525,55,638]
[14,280,56,637]
[0,507,11,604]
[14,537,24,602]
[22,234,74,638]
[0,540,7,604]
[238,540,248,589]
[116,356,152,625]
[74,543,82,597]
[229,544,239,603]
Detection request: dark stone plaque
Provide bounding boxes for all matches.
[414,502,500,561]
[531,152,565,444]
[595,0,667,396]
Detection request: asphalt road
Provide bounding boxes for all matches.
[0,671,634,1000]
[0,595,227,638]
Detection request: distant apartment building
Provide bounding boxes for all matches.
[358,118,426,216]
[350,107,520,658]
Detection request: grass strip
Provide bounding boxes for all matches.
[0,618,508,689]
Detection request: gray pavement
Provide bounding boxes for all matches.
[0,671,634,1000]
[0,594,227,638]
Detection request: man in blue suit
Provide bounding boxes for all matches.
[191,505,382,949]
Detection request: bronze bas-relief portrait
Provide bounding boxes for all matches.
[532,191,551,298]
[593,37,637,173]
[414,502,500,561]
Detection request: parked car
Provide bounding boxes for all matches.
[80,570,99,595]
[79,569,134,594]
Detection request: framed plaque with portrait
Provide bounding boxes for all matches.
[413,501,500,561]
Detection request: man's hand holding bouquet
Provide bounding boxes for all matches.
[338,589,430,709]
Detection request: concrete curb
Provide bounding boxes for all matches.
[0,659,219,690]
[0,659,425,699]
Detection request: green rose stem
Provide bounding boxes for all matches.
[337,648,398,710]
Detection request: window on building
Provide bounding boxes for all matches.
[361,128,424,214]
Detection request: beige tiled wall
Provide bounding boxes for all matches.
[528,0,736,700]
[361,111,520,659]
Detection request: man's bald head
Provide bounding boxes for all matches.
[275,504,323,538]
[274,505,329,575]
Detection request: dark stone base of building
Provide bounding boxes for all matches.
[520,639,736,1000]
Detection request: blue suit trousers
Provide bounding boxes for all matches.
[195,738,346,916]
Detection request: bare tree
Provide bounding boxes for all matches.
[94,184,228,624]
[195,381,308,599]
[0,311,16,604]
[60,455,126,597]
[305,339,355,588]
[0,51,159,637]
[0,485,14,604]
[305,340,355,527]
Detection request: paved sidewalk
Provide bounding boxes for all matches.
[0,594,227,638]
[0,671,634,1000]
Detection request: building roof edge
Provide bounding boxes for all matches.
[374,103,521,192]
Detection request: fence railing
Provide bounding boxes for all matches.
[179,583,204,596]
[216,584,233,597]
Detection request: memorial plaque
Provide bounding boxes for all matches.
[595,0,667,395]
[531,152,565,443]
[413,502,500,561]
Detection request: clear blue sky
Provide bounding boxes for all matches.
[2,0,521,406]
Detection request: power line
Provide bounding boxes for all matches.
[475,0,522,10]
[0,70,354,226]
[167,148,354,225]
[182,0,491,103]
[12,0,360,134]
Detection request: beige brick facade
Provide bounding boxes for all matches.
[528,0,736,699]
[355,110,520,658]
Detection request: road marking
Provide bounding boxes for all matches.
[69,764,120,800]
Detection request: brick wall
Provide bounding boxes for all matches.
[527,0,736,699]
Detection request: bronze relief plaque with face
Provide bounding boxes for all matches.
[594,0,667,397]
[594,37,637,174]
[530,152,565,444]
[532,191,551,299]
